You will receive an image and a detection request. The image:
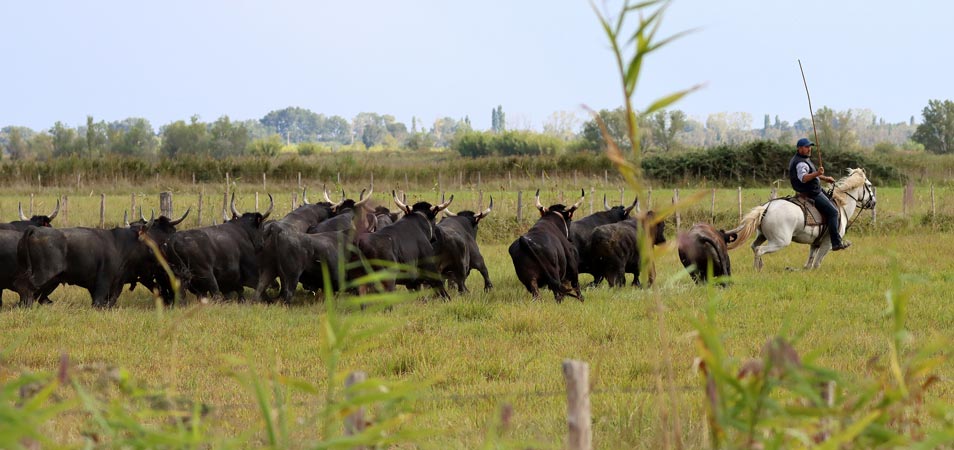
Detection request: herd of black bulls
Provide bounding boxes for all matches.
[0,187,737,308]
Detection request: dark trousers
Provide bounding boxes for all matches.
[811,193,843,247]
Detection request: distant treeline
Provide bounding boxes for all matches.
[0,142,908,189]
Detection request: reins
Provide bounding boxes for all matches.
[842,183,874,231]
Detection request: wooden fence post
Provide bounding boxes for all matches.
[344,371,368,449]
[292,192,298,210]
[738,187,743,221]
[262,172,267,191]
[903,180,914,216]
[710,189,716,222]
[225,172,231,198]
[255,192,260,211]
[62,195,69,226]
[648,188,653,209]
[619,187,624,207]
[160,192,173,218]
[603,170,608,186]
[563,359,592,450]
[589,187,595,215]
[192,172,196,185]
[508,171,512,189]
[99,194,106,228]
[478,190,483,212]
[197,191,204,226]
[298,172,302,189]
[931,184,936,221]
[673,189,681,230]
[516,191,523,222]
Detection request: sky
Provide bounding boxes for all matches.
[2,0,952,133]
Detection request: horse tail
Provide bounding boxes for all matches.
[726,204,767,250]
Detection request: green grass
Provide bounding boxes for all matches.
[2,222,953,447]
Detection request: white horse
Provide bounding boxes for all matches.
[727,168,876,271]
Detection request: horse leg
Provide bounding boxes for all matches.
[753,237,792,272]
[751,233,767,271]
[804,246,820,269]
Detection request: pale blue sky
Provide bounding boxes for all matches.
[2,0,950,132]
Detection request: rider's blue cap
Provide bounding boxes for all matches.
[796,138,815,148]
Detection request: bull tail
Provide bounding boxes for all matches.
[518,236,565,293]
[15,227,38,289]
[697,234,729,276]
[726,204,767,250]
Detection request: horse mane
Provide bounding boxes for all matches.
[831,168,866,206]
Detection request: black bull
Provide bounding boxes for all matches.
[164,194,272,301]
[433,198,493,293]
[589,211,667,288]
[509,190,585,302]
[568,195,638,284]
[0,200,60,305]
[255,190,374,303]
[353,192,454,298]
[677,223,737,283]
[13,212,186,308]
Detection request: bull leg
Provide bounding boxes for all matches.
[523,278,541,301]
[254,270,275,303]
[471,259,493,292]
[279,270,303,304]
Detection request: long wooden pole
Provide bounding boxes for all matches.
[798,59,822,168]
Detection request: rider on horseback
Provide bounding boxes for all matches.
[789,138,851,251]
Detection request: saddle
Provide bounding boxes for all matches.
[781,193,826,227]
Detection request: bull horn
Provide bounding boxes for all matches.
[534,189,545,212]
[478,196,494,218]
[123,210,130,227]
[443,209,457,217]
[302,187,310,205]
[223,209,230,223]
[393,190,410,213]
[230,193,240,218]
[48,198,60,221]
[569,189,585,212]
[432,194,454,213]
[18,202,28,221]
[341,189,347,201]
[355,187,373,207]
[358,189,366,201]
[262,194,274,219]
[323,185,334,203]
[140,206,146,223]
[624,197,639,215]
[604,194,610,211]
[169,207,191,226]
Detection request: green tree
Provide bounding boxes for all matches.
[51,121,81,157]
[107,118,158,157]
[28,132,54,160]
[249,134,283,157]
[912,99,954,154]
[579,107,630,153]
[260,106,322,144]
[648,109,687,152]
[495,105,506,132]
[815,107,859,151]
[160,115,209,158]
[209,115,249,157]
[3,126,31,160]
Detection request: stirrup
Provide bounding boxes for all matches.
[831,240,852,251]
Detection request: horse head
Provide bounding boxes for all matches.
[833,168,876,210]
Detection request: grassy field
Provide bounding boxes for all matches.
[1,185,953,448]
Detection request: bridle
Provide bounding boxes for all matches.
[844,181,875,230]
